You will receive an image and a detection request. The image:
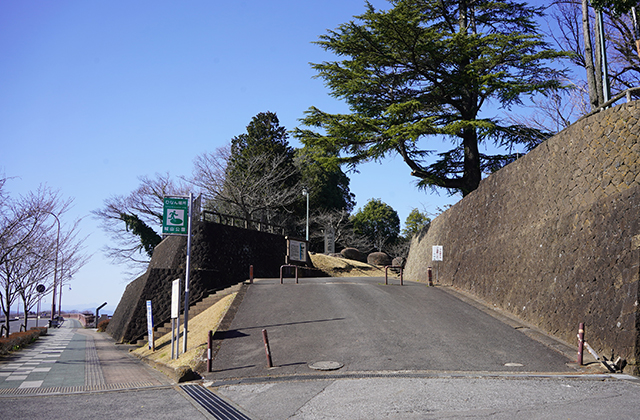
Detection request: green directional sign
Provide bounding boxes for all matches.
[163,197,189,235]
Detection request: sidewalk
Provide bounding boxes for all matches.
[0,319,172,397]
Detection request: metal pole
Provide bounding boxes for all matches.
[577,323,585,365]
[171,319,175,360]
[633,7,640,59]
[57,260,63,319]
[46,212,60,323]
[262,329,273,368]
[207,330,213,372]
[302,188,309,241]
[182,193,193,354]
[596,9,611,103]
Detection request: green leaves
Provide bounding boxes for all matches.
[297,0,569,196]
[351,199,400,252]
[119,213,162,258]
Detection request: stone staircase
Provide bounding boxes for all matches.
[135,282,243,346]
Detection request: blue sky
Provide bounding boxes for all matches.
[1,0,556,312]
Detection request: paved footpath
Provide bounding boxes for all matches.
[0,319,171,396]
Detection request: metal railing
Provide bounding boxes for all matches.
[385,266,404,286]
[202,210,285,235]
[578,86,640,122]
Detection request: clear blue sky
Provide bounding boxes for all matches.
[2,1,555,312]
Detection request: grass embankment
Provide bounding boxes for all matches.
[309,253,399,278]
[132,293,236,372]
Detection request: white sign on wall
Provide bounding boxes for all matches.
[432,245,443,261]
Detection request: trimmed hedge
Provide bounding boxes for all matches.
[0,327,48,355]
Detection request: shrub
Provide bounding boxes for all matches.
[97,319,110,332]
[0,327,47,355]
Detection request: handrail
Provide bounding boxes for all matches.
[577,86,640,123]
[385,265,404,286]
[280,265,299,284]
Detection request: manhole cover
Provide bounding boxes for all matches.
[308,361,344,371]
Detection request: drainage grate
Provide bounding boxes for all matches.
[0,381,158,397]
[181,384,251,420]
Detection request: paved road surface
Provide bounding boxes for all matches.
[0,277,639,419]
[0,319,212,420]
[208,277,574,379]
[204,277,640,419]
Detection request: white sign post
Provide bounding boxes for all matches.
[432,245,443,284]
[170,279,180,359]
[146,300,154,351]
[163,194,194,355]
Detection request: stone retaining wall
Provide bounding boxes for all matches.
[107,220,286,343]
[405,102,640,373]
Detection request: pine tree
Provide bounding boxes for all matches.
[294,0,568,196]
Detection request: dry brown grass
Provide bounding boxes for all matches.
[309,253,398,278]
[133,292,236,370]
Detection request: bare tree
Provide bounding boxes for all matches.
[308,208,373,254]
[0,184,84,337]
[189,147,302,227]
[93,172,188,274]
[551,1,640,110]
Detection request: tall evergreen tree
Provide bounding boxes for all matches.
[351,198,400,252]
[223,112,301,226]
[295,0,568,196]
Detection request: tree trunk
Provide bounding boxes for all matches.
[582,0,600,110]
[462,128,481,196]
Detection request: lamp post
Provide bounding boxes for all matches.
[302,188,309,241]
[43,212,61,323]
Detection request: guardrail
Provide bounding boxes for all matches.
[385,265,404,286]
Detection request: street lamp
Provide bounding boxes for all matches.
[302,188,309,241]
[43,211,60,323]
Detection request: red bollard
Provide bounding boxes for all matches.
[577,323,585,365]
[262,329,273,368]
[427,266,433,286]
[249,265,254,284]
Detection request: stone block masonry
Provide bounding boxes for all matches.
[108,221,286,343]
[405,102,640,373]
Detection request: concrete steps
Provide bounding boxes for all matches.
[135,282,243,346]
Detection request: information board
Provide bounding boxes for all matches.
[288,239,308,263]
[432,245,443,261]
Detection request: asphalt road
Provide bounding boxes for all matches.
[207,277,575,380]
[2,276,640,420]
[203,277,640,419]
